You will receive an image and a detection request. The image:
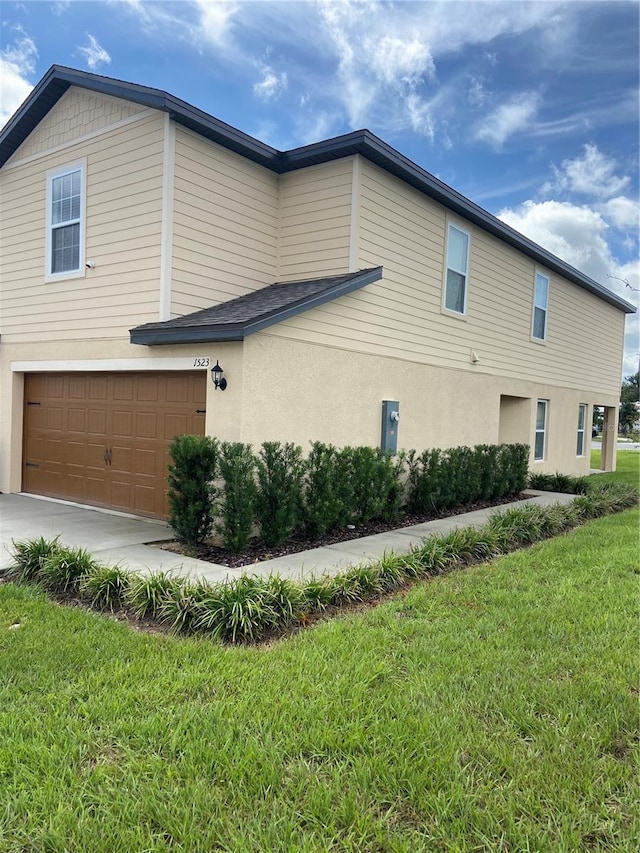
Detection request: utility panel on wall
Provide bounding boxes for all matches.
[381,400,400,454]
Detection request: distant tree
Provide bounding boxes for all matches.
[620,371,639,404]
[619,371,639,434]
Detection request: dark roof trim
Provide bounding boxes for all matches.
[0,65,283,171]
[2,66,635,315]
[130,267,383,345]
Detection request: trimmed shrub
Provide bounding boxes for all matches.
[255,442,304,547]
[191,576,278,643]
[168,435,218,547]
[157,580,212,634]
[406,448,443,514]
[80,565,132,611]
[39,546,100,592]
[528,471,590,494]
[345,446,406,524]
[302,442,346,538]
[125,571,185,619]
[217,442,257,553]
[500,443,530,495]
[8,536,61,583]
[301,576,335,612]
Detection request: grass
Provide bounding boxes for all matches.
[0,455,637,851]
[591,447,639,486]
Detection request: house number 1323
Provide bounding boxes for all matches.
[193,357,210,368]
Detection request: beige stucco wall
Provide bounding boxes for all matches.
[0,96,165,343]
[238,333,614,476]
[171,127,279,315]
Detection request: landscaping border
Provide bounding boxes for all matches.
[5,480,637,645]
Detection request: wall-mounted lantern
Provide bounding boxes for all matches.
[211,360,227,390]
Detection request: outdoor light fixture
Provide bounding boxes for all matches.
[211,360,227,390]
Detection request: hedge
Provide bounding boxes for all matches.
[167,439,530,552]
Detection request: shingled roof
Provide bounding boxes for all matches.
[130,268,383,345]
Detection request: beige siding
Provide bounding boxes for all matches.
[278,158,353,280]
[0,100,164,342]
[171,127,278,315]
[266,158,625,399]
[6,88,147,164]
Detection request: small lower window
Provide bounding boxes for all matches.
[535,399,548,461]
[576,403,587,456]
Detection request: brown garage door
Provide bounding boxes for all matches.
[23,372,206,518]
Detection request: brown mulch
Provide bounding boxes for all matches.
[152,493,528,568]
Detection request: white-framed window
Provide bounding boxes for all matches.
[576,403,587,456]
[46,162,86,278]
[534,399,548,461]
[443,223,470,315]
[532,271,549,341]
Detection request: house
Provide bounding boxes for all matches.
[0,66,634,518]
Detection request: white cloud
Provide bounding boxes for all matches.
[312,0,561,135]
[601,196,640,231]
[544,144,630,198]
[468,77,487,106]
[368,34,434,87]
[194,0,238,49]
[475,91,541,148]
[78,35,111,71]
[406,94,435,140]
[0,32,37,128]
[253,65,287,101]
[497,199,639,374]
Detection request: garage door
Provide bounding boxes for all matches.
[23,372,206,518]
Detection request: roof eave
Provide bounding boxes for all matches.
[130,267,383,346]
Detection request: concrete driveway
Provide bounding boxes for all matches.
[0,493,235,582]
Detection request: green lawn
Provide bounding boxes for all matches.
[1,456,638,852]
[591,448,640,486]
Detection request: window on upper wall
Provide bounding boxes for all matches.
[534,399,548,461]
[47,164,85,277]
[444,223,470,315]
[576,403,587,456]
[532,271,549,340]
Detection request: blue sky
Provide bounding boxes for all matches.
[2,0,639,373]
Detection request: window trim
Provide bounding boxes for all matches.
[534,398,548,462]
[442,221,470,317]
[45,160,86,281]
[576,403,587,457]
[531,270,549,342]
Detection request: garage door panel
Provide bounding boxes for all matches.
[136,412,158,439]
[134,484,157,515]
[87,409,108,435]
[88,376,108,399]
[137,376,160,402]
[46,376,65,397]
[68,376,86,398]
[134,448,158,477]
[112,410,134,438]
[46,407,64,431]
[113,375,135,401]
[67,408,86,432]
[164,413,190,438]
[24,372,206,518]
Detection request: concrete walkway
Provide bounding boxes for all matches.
[0,490,575,584]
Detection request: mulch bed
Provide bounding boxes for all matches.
[153,493,528,568]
